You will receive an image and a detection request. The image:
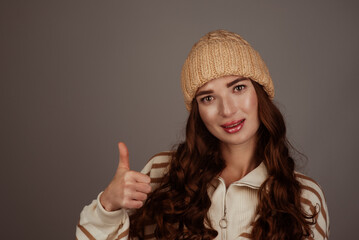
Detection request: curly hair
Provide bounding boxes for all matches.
[250,81,317,239]
[129,80,317,239]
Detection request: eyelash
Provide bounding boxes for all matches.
[199,84,246,103]
[200,96,214,103]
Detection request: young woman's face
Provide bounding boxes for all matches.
[196,75,260,148]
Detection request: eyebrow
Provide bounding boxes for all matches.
[195,77,248,98]
[196,90,214,97]
[226,77,248,88]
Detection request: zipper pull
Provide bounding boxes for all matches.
[219,213,227,240]
[219,206,227,229]
[219,216,227,229]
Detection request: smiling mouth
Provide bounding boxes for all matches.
[221,119,245,128]
[221,119,245,133]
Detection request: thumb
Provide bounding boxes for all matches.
[117,142,130,170]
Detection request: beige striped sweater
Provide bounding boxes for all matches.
[76,152,329,240]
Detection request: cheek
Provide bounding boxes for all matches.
[241,90,259,117]
[198,105,217,126]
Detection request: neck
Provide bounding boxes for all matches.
[219,137,259,187]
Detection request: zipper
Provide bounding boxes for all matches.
[218,178,228,240]
[216,177,260,239]
[219,203,227,240]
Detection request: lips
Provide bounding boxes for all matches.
[221,119,245,133]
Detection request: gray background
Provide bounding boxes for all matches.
[1,0,358,239]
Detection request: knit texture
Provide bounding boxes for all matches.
[181,30,274,111]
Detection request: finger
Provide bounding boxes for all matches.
[131,192,148,202]
[117,142,130,170]
[131,171,151,184]
[135,182,152,194]
[124,199,144,209]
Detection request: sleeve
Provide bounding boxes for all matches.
[76,192,130,240]
[76,152,171,240]
[296,173,330,240]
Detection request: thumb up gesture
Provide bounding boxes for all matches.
[100,142,152,211]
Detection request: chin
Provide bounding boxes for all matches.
[217,134,256,147]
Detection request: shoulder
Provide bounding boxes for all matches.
[295,172,330,239]
[148,151,173,164]
[140,151,172,185]
[295,172,327,208]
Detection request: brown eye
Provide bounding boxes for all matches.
[201,96,214,102]
[234,85,245,91]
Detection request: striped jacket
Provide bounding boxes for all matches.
[76,152,329,240]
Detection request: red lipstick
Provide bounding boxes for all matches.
[221,119,245,134]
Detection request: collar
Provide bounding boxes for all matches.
[232,161,268,188]
[214,161,268,190]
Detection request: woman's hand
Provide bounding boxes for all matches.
[100,142,152,211]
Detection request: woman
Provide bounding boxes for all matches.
[76,30,329,240]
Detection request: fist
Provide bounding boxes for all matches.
[100,142,152,211]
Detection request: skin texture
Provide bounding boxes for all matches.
[196,75,260,186]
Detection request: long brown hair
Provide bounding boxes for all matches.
[251,81,316,239]
[129,80,316,239]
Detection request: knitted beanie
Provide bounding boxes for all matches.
[181,30,274,111]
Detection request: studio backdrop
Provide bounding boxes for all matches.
[1,1,358,239]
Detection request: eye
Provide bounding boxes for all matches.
[234,85,245,92]
[200,96,214,103]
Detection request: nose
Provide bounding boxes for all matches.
[219,96,237,117]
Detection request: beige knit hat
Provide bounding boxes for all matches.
[181,29,274,111]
